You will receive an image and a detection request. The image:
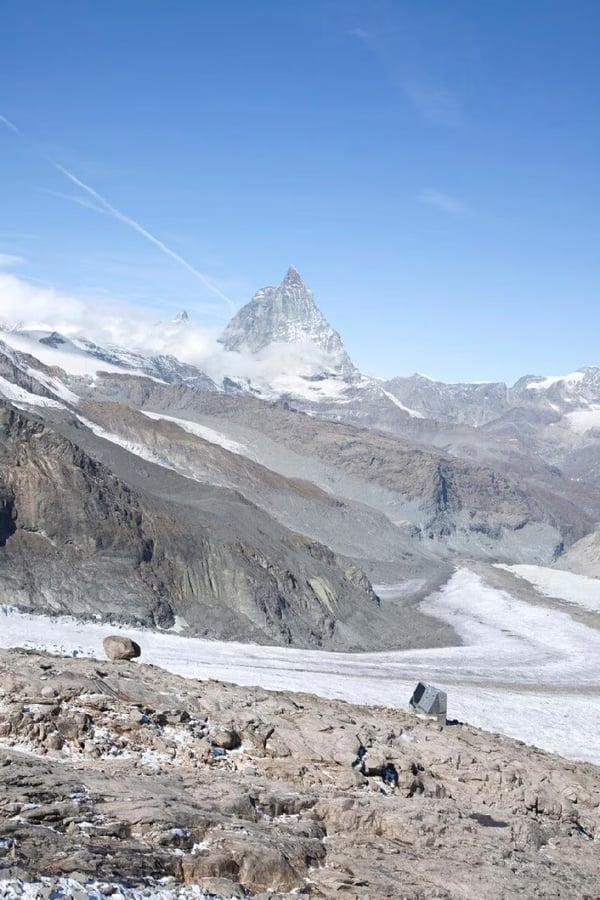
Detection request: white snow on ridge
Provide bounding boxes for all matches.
[21,365,80,404]
[141,411,255,459]
[0,375,66,409]
[2,566,600,764]
[381,389,424,418]
[526,371,585,391]
[75,415,178,471]
[252,372,353,403]
[498,563,600,613]
[0,330,147,378]
[565,406,600,434]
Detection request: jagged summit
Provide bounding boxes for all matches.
[220,268,356,376]
[172,310,189,324]
[281,264,304,288]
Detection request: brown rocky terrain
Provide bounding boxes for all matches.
[0,647,598,899]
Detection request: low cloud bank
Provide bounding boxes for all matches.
[0,273,339,388]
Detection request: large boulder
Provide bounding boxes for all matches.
[103,635,141,661]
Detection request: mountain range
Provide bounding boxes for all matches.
[1,266,600,649]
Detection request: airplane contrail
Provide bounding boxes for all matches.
[0,114,20,135]
[0,113,235,311]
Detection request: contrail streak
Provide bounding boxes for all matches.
[0,114,235,311]
[0,114,20,135]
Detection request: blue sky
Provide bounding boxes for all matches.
[1,0,599,383]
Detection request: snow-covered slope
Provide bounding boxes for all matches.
[0,327,217,387]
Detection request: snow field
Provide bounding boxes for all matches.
[498,563,600,613]
[141,411,255,459]
[1,567,600,764]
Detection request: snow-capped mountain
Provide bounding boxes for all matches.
[0,326,217,388]
[220,266,357,377]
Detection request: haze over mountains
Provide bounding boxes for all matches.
[1,267,600,650]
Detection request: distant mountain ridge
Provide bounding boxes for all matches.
[384,368,600,427]
[4,270,599,422]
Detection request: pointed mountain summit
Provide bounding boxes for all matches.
[220,267,356,375]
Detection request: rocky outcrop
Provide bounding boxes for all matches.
[0,404,397,650]
[384,374,512,427]
[103,636,141,661]
[0,648,598,898]
[554,526,600,578]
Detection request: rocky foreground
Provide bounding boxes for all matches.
[0,648,598,899]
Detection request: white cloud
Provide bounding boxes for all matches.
[0,272,339,391]
[418,189,471,217]
[0,253,25,268]
[0,271,217,357]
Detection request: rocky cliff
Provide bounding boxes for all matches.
[0,404,395,651]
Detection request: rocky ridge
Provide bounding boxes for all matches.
[86,377,595,560]
[0,647,598,899]
[384,369,600,429]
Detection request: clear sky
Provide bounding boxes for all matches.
[1,0,599,383]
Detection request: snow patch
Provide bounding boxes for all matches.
[381,389,424,418]
[75,415,178,471]
[526,371,585,391]
[0,375,66,409]
[21,365,79,404]
[498,564,600,613]
[0,330,136,377]
[564,406,600,434]
[141,411,255,459]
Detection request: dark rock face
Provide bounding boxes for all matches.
[0,404,393,650]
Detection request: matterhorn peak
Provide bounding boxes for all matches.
[219,268,357,377]
[172,310,190,324]
[281,265,305,289]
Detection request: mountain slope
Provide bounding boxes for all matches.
[75,372,597,564]
[0,402,408,650]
